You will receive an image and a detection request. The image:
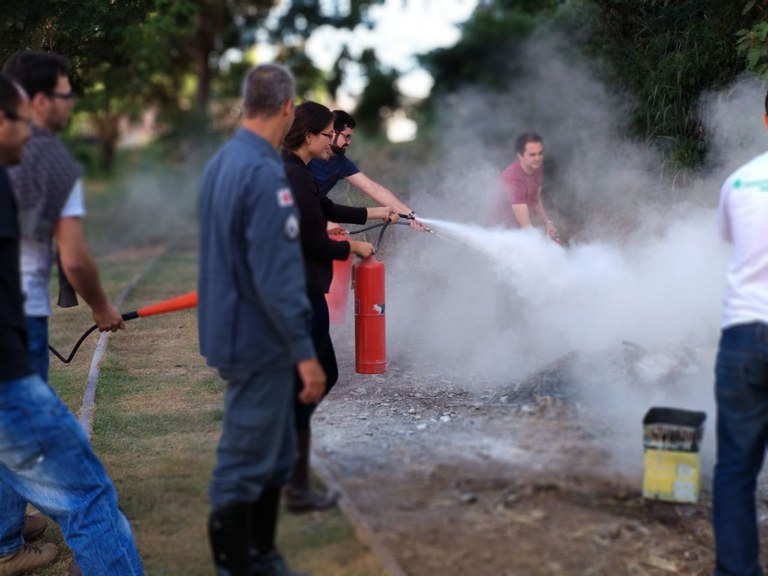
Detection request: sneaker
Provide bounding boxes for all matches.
[68,561,82,576]
[0,541,59,576]
[21,514,48,542]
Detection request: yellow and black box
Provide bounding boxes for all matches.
[642,407,706,503]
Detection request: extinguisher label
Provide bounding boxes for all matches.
[372,304,385,314]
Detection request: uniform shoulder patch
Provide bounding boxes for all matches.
[284,213,299,240]
[277,187,294,207]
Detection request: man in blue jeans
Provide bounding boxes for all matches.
[0,75,142,576]
[1,51,126,575]
[713,90,768,576]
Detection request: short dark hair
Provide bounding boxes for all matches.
[241,63,295,118]
[3,50,70,99]
[515,132,543,155]
[332,110,356,133]
[0,73,22,117]
[283,101,333,151]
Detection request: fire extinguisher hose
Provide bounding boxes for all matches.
[347,218,414,251]
[49,291,198,364]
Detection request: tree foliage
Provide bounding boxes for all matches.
[271,0,384,42]
[583,0,758,167]
[353,48,400,135]
[0,0,389,169]
[0,0,168,170]
[736,1,768,77]
[419,0,562,96]
[421,0,765,170]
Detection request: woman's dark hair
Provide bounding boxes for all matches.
[0,73,22,117]
[283,101,333,151]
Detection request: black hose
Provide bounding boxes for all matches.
[49,310,137,364]
[49,324,99,364]
[346,219,413,254]
[345,219,411,235]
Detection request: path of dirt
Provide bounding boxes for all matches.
[312,324,768,576]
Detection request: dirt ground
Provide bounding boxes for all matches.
[311,322,768,576]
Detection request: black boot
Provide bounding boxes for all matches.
[209,502,252,576]
[285,430,339,514]
[250,488,310,576]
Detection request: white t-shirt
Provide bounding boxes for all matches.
[718,150,768,328]
[21,178,86,317]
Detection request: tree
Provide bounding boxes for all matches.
[419,0,562,96]
[583,0,758,167]
[0,0,166,171]
[353,48,400,135]
[736,1,768,77]
[0,0,438,169]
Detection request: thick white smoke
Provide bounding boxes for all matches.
[382,35,766,475]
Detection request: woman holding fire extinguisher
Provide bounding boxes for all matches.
[281,101,398,512]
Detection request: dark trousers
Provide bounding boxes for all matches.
[295,291,339,432]
[713,322,768,576]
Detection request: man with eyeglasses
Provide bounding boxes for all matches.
[1,51,127,576]
[308,110,424,229]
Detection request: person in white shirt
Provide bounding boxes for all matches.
[712,90,768,576]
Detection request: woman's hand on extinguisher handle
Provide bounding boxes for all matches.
[349,240,375,258]
[296,357,326,404]
[368,206,399,223]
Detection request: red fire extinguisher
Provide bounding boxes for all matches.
[325,233,353,324]
[354,255,386,374]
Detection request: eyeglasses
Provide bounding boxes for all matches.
[47,91,76,101]
[336,131,352,142]
[319,132,333,140]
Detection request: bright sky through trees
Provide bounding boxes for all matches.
[292,0,479,100]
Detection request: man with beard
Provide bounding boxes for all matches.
[308,110,422,228]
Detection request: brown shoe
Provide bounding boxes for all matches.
[0,541,59,576]
[21,514,48,541]
[68,561,82,576]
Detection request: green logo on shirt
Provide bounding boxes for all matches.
[733,178,768,191]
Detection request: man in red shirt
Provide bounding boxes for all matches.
[494,132,559,241]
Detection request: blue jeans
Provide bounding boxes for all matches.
[210,366,296,511]
[24,316,49,381]
[713,322,768,576]
[0,374,143,574]
[0,316,51,560]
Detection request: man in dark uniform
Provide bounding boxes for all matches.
[0,75,144,576]
[198,63,326,576]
